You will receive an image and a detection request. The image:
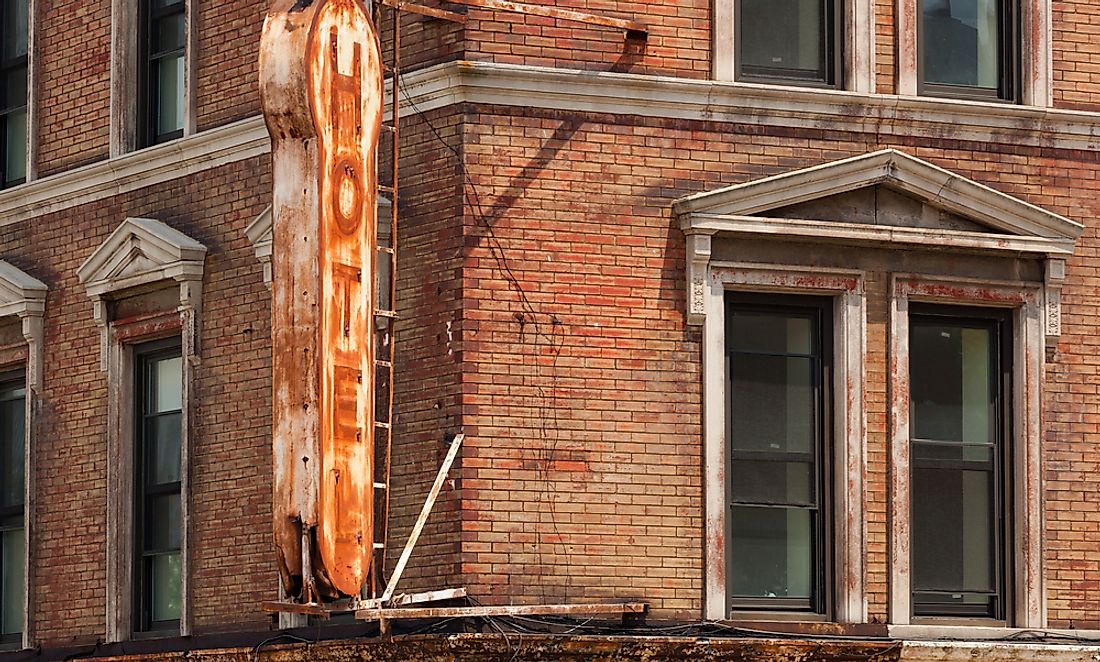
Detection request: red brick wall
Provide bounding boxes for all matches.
[0,158,278,645]
[463,1,709,78]
[457,104,1100,623]
[36,0,112,176]
[196,0,267,131]
[381,107,466,594]
[875,0,896,94]
[1052,0,1100,110]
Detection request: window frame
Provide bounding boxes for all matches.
[131,338,183,635]
[724,292,834,617]
[915,0,1019,103]
[907,304,1013,622]
[699,261,867,624]
[0,0,28,189]
[888,275,1045,628]
[0,371,24,646]
[137,0,185,147]
[733,0,844,89]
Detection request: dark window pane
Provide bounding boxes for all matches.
[153,12,184,54]
[2,65,26,111]
[149,552,181,622]
[150,356,182,414]
[145,494,181,551]
[730,354,816,454]
[730,457,814,506]
[739,0,826,79]
[1,0,27,60]
[0,526,21,635]
[911,324,993,443]
[0,389,22,510]
[155,54,184,138]
[3,107,24,185]
[146,413,181,485]
[729,310,813,355]
[730,506,814,601]
[912,460,995,592]
[151,0,183,10]
[921,0,1001,89]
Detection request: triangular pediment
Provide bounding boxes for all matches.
[77,217,207,297]
[0,260,46,319]
[675,149,1083,250]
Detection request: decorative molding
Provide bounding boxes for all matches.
[685,234,711,326]
[678,149,1082,326]
[674,149,1083,242]
[394,61,1100,151]
[4,59,1100,232]
[0,115,268,228]
[1044,258,1066,340]
[245,206,274,287]
[77,217,207,371]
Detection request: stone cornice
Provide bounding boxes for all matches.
[395,61,1100,152]
[0,115,269,228]
[4,61,1100,230]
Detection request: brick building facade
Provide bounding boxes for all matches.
[0,0,1098,659]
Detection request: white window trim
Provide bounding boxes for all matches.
[888,274,1046,628]
[713,0,876,93]
[896,0,1051,105]
[0,260,45,649]
[77,217,205,641]
[109,0,197,156]
[693,249,868,623]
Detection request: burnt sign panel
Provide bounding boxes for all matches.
[259,0,382,601]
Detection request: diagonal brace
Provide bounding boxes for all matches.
[379,432,465,603]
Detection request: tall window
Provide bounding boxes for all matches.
[726,294,831,614]
[919,0,1016,101]
[736,0,842,88]
[909,306,1011,619]
[134,342,182,633]
[0,376,23,643]
[140,0,184,146]
[0,0,27,188]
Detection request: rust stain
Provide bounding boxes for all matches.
[260,0,382,601]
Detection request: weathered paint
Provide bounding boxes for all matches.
[260,0,382,600]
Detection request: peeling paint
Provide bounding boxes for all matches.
[260,0,383,601]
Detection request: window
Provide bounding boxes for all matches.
[736,0,842,87]
[909,306,1011,620]
[0,376,22,644]
[726,294,832,615]
[918,0,1016,101]
[139,0,185,146]
[133,341,182,633]
[0,0,27,188]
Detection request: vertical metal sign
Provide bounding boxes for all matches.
[259,0,382,601]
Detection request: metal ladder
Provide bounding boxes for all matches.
[368,1,401,600]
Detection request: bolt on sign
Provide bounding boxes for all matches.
[259,0,382,601]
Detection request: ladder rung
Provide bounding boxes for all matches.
[374,309,397,318]
[381,124,396,133]
[375,359,392,369]
[377,246,394,255]
[375,421,391,430]
[374,482,387,490]
[379,185,395,194]
[373,543,385,550]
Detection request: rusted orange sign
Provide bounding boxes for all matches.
[259,0,382,601]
